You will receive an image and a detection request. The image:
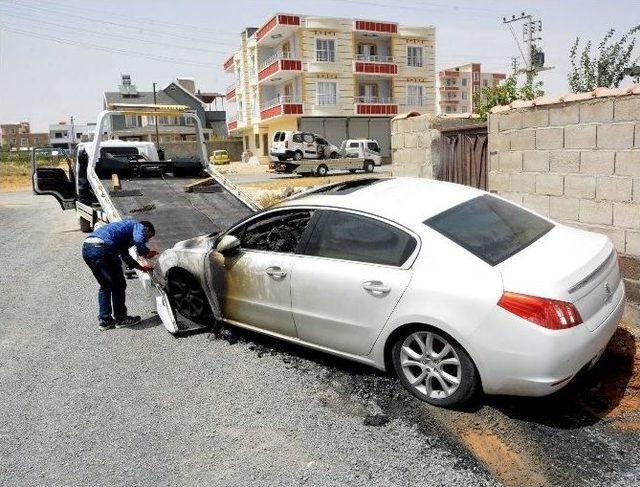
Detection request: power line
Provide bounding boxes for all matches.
[0,25,213,67]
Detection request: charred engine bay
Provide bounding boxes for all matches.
[209,322,640,487]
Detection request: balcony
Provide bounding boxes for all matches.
[354,96,398,116]
[260,95,303,121]
[439,85,460,92]
[226,113,239,132]
[354,19,398,35]
[353,55,398,76]
[223,55,235,73]
[258,54,302,84]
[225,83,237,101]
[255,14,301,46]
[438,70,460,78]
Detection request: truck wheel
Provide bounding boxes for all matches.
[293,151,303,162]
[364,161,375,173]
[329,152,339,159]
[79,217,93,233]
[167,269,211,324]
[316,164,328,177]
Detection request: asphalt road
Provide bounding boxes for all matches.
[2,191,639,487]
[0,191,496,486]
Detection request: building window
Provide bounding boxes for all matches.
[406,85,424,106]
[473,72,480,81]
[255,134,260,149]
[407,46,423,67]
[461,78,468,87]
[483,79,488,87]
[125,115,138,128]
[461,92,467,100]
[20,137,28,146]
[317,81,337,105]
[244,135,249,150]
[316,38,336,62]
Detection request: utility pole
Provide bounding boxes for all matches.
[511,56,520,75]
[67,115,75,155]
[503,12,551,85]
[152,82,160,148]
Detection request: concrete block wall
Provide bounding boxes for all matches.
[489,94,640,302]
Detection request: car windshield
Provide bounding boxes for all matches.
[424,194,554,266]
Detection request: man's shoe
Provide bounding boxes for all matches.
[98,319,115,331]
[115,315,142,328]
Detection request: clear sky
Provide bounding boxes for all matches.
[0,0,638,131]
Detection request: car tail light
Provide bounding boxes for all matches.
[497,292,582,330]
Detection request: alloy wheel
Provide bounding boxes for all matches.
[399,331,462,400]
[168,275,206,320]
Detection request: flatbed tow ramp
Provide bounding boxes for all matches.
[32,103,259,334]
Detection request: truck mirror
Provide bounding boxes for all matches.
[216,235,241,255]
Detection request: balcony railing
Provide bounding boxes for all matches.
[261,95,301,110]
[355,54,394,63]
[316,93,337,105]
[314,50,337,62]
[259,51,297,70]
[355,96,394,104]
[260,95,303,120]
[354,96,398,115]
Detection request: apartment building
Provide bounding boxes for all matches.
[1,121,50,150]
[49,121,108,148]
[223,14,435,159]
[437,63,506,114]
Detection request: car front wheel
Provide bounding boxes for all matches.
[167,269,211,324]
[392,328,478,407]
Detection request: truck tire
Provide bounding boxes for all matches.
[329,151,339,159]
[316,164,328,177]
[364,161,375,173]
[293,150,303,162]
[79,217,93,233]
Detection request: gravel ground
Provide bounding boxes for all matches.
[0,191,497,486]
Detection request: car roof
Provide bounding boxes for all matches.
[276,177,484,226]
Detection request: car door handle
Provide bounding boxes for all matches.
[362,280,391,295]
[265,266,287,278]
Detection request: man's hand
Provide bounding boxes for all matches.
[145,250,158,259]
[139,264,154,273]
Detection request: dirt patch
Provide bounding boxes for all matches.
[0,162,32,192]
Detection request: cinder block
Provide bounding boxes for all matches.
[405,132,418,148]
[421,164,434,179]
[499,151,523,171]
[636,124,640,148]
[522,108,549,128]
[565,175,596,198]
[615,151,640,177]
[627,231,640,256]
[522,194,550,216]
[488,114,499,134]
[510,129,536,150]
[523,150,549,172]
[579,199,613,225]
[500,192,524,205]
[536,173,564,196]
[407,148,425,164]
[488,132,509,152]
[488,171,510,192]
[536,127,564,149]
[489,153,499,171]
[635,179,640,202]
[565,124,597,149]
[549,150,580,173]
[549,103,580,126]
[570,223,625,253]
[597,123,635,149]
[580,99,614,123]
[596,176,633,202]
[391,133,404,150]
[580,151,615,175]
[613,202,640,229]
[511,173,536,193]
[499,111,523,131]
[550,196,579,221]
[614,96,640,122]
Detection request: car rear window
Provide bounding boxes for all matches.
[424,194,554,266]
[292,133,304,143]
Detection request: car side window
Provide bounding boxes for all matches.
[304,211,417,266]
[303,133,315,143]
[236,210,314,254]
[292,133,304,143]
[367,142,380,152]
[316,137,328,145]
[348,142,359,148]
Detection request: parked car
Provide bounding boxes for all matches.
[341,139,382,167]
[158,178,625,407]
[270,131,340,164]
[210,150,230,165]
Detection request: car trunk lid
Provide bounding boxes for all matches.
[499,225,621,331]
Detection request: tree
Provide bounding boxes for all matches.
[473,76,544,121]
[568,26,640,92]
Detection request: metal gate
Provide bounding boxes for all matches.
[438,125,488,190]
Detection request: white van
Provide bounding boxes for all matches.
[341,139,382,166]
[270,131,340,162]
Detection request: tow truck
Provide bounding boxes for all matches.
[31,103,259,334]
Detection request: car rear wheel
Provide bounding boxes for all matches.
[293,150,303,161]
[392,328,479,407]
[329,152,339,159]
[167,269,211,324]
[364,161,375,173]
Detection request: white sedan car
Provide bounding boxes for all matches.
[158,178,625,407]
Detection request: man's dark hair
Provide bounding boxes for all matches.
[140,220,155,236]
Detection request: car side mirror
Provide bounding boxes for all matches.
[216,235,241,255]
